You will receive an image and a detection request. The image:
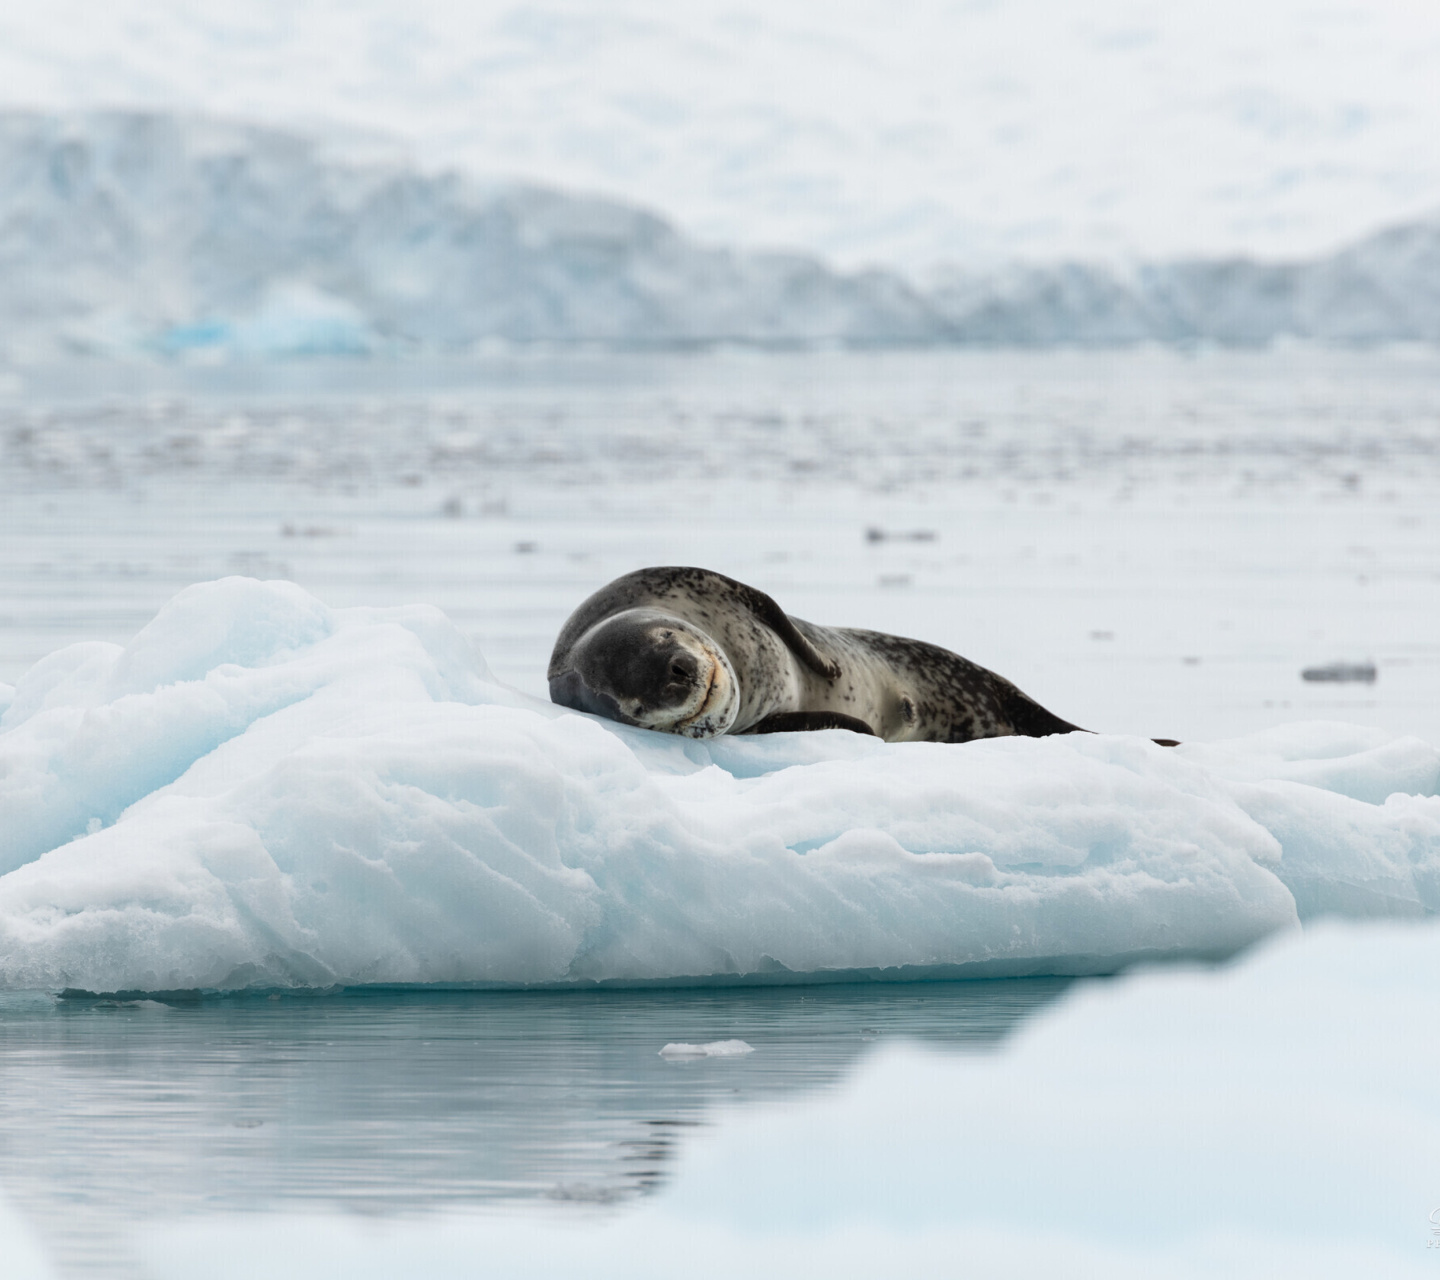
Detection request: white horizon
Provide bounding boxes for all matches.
[3,1,1439,274]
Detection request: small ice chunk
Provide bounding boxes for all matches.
[659,1040,755,1059]
[1301,661,1376,683]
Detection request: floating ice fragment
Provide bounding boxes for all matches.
[1301,661,1376,683]
[865,527,936,543]
[659,1041,755,1059]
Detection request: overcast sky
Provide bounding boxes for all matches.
[4,1,1440,270]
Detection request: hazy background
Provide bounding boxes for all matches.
[5,0,1440,268]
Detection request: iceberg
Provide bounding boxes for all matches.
[1,578,1437,993]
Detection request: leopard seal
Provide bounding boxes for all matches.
[548,566,1162,744]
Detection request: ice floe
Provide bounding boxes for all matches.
[659,1040,755,1059]
[0,578,1436,993]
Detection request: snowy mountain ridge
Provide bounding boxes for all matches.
[2,111,1439,359]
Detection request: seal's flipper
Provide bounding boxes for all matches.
[746,711,877,736]
[1003,689,1087,738]
[1152,738,1181,747]
[736,585,842,680]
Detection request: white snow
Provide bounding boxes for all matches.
[0,1192,55,1280]
[1,576,1436,993]
[659,1040,755,1059]
[133,918,1440,1279]
[3,2,1440,270]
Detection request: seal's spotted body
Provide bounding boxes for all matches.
[548,566,1088,744]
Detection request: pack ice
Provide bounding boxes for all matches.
[0,578,1436,993]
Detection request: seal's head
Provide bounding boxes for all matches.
[549,609,740,738]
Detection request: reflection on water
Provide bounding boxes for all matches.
[0,980,1069,1276]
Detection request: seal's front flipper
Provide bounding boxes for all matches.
[746,711,877,736]
[735,585,842,680]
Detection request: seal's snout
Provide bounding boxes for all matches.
[665,649,700,689]
[601,629,708,716]
[637,633,716,719]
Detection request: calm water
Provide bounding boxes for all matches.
[0,979,1069,1277]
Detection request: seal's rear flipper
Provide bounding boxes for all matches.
[1004,690,1088,738]
[746,711,878,736]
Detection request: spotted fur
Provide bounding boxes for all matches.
[548,566,1092,743]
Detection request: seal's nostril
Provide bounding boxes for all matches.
[670,662,689,681]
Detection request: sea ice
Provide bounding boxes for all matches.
[659,1040,755,1059]
[0,578,1436,993]
[0,1190,55,1280]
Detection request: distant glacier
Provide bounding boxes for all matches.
[2,110,1438,359]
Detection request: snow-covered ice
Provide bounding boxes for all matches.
[1,576,1436,994]
[133,918,1440,1279]
[6,1,1440,270]
[0,1190,56,1280]
[659,1040,755,1059]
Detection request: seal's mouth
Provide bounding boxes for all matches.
[667,644,737,738]
[672,660,718,731]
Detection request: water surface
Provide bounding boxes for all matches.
[0,979,1069,1277]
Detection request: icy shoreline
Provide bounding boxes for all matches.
[1,579,1436,994]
